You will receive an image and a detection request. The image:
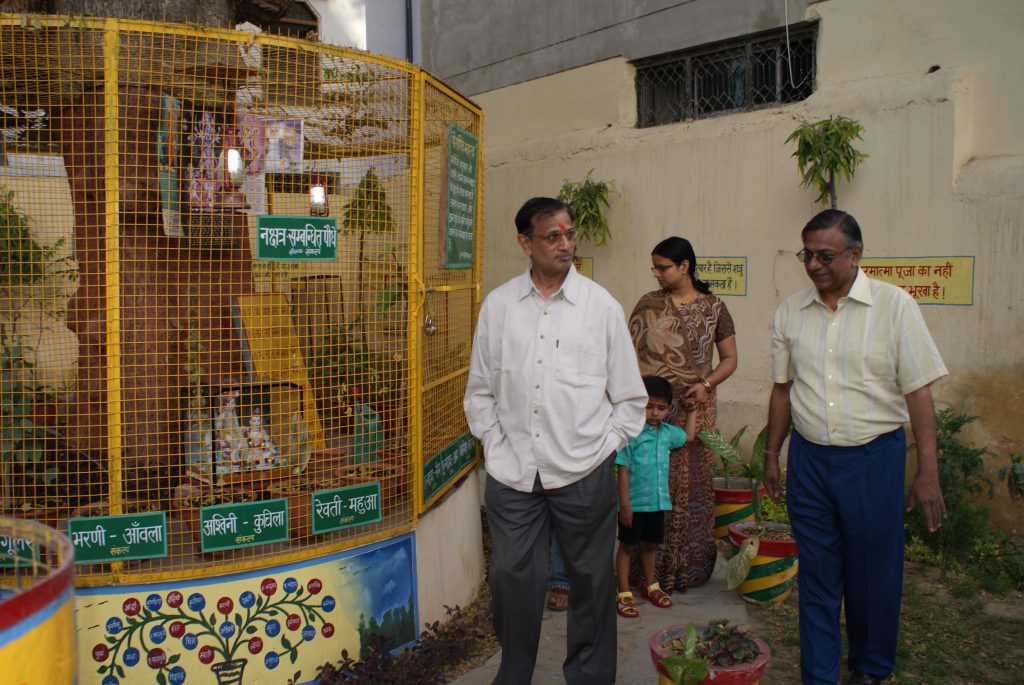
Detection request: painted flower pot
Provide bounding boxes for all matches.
[712,477,764,539]
[649,623,771,685]
[210,658,247,685]
[727,521,799,604]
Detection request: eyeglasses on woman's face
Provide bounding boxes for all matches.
[650,264,677,273]
[795,246,852,266]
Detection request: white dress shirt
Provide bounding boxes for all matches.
[464,266,647,492]
[771,268,948,446]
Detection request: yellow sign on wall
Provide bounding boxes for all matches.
[695,257,747,296]
[860,257,974,305]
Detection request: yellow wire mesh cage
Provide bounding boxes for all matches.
[0,15,482,585]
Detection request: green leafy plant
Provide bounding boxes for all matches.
[998,453,1024,501]
[556,170,616,247]
[908,410,1024,584]
[660,621,761,685]
[310,323,402,424]
[786,116,869,208]
[342,168,395,342]
[698,424,793,590]
[698,424,773,524]
[315,602,496,684]
[699,425,754,487]
[0,185,78,515]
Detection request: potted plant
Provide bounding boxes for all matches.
[785,115,869,208]
[1,187,80,527]
[650,620,771,685]
[557,170,616,272]
[702,424,798,604]
[698,425,765,539]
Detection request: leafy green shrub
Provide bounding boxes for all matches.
[906,409,1024,590]
[556,170,615,247]
[315,603,495,684]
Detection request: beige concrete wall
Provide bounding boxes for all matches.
[472,1,1024,530]
[415,474,485,626]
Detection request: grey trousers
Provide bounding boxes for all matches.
[485,457,618,685]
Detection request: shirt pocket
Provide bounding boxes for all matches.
[553,337,605,384]
[865,340,894,380]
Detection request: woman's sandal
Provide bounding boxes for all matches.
[641,582,673,608]
[546,586,569,612]
[616,592,639,618]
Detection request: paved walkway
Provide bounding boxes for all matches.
[450,553,752,684]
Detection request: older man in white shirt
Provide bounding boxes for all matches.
[763,209,947,685]
[464,197,646,685]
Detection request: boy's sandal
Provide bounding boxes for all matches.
[546,586,569,612]
[642,582,673,608]
[616,592,639,618]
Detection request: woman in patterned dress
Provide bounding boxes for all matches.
[627,237,737,593]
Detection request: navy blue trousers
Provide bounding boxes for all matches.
[787,428,906,684]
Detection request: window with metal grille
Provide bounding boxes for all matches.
[635,23,817,128]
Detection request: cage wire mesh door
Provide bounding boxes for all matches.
[0,14,480,584]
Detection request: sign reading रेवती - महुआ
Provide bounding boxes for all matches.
[257,215,337,261]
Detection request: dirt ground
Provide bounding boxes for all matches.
[747,562,1024,685]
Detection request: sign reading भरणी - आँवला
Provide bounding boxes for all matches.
[68,512,168,563]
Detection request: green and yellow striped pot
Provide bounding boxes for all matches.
[727,521,798,604]
[712,477,763,539]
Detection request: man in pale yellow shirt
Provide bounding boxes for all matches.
[763,209,947,685]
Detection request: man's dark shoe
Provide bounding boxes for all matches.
[846,670,884,685]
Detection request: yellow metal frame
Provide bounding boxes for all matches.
[1,13,482,586]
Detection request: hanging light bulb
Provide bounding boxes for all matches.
[226,148,245,188]
[309,175,328,216]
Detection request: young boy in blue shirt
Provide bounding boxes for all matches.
[615,375,696,617]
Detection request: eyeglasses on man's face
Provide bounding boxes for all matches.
[528,228,576,245]
[796,246,853,265]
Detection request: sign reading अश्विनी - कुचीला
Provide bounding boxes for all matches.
[443,124,478,269]
[68,512,168,563]
[0,533,40,566]
[199,498,288,552]
[423,431,476,502]
[256,215,337,261]
[860,257,974,305]
[694,257,747,296]
[311,481,382,533]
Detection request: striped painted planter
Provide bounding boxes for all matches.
[727,521,798,604]
[712,477,764,539]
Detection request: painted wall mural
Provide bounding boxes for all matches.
[76,534,417,685]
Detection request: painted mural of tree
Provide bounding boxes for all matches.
[91,576,335,685]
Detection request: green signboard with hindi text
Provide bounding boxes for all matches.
[0,533,40,566]
[199,499,289,552]
[69,512,168,563]
[257,215,338,261]
[423,431,476,502]
[311,482,382,534]
[443,124,478,268]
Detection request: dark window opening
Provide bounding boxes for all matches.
[635,23,817,128]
